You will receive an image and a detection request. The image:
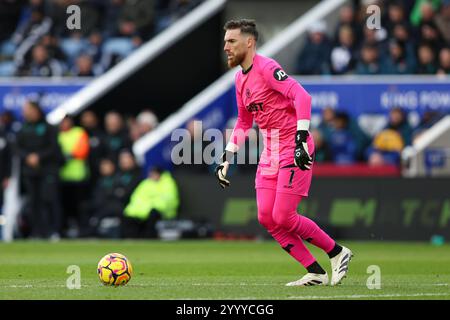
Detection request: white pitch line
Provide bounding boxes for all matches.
[163,293,450,300]
[189,293,450,300]
[286,293,450,299]
[2,284,104,288]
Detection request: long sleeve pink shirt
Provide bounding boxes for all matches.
[226,54,313,168]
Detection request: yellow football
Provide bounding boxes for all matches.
[97,253,133,286]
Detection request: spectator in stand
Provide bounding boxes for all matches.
[311,128,332,163]
[410,0,440,27]
[58,115,90,238]
[80,110,105,186]
[391,22,417,67]
[320,106,370,161]
[102,111,132,165]
[348,114,371,162]
[1,0,201,78]
[114,150,142,210]
[360,24,388,57]
[136,109,159,138]
[15,100,62,239]
[117,19,142,40]
[435,0,450,44]
[83,157,119,237]
[382,39,416,74]
[122,166,179,239]
[366,108,409,167]
[100,17,143,70]
[356,42,382,75]
[127,115,141,143]
[119,0,155,39]
[367,149,395,167]
[386,107,412,146]
[367,129,404,166]
[416,42,438,74]
[398,0,415,17]
[47,0,67,37]
[367,151,384,167]
[333,4,361,48]
[366,106,411,166]
[327,111,357,164]
[99,0,150,70]
[295,21,331,75]
[318,106,335,142]
[70,54,100,76]
[39,34,67,63]
[437,46,450,74]
[101,0,126,38]
[329,25,357,74]
[0,111,18,139]
[18,44,64,77]
[0,122,11,216]
[59,31,87,67]
[384,1,408,36]
[12,6,52,70]
[84,151,141,238]
[85,31,104,66]
[418,21,445,52]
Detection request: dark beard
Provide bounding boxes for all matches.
[227,52,245,68]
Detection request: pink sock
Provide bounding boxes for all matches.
[269,227,316,268]
[272,193,336,254]
[295,215,335,253]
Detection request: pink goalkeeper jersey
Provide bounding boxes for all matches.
[227,54,313,172]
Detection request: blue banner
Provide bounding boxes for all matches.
[297,77,450,116]
[0,80,88,119]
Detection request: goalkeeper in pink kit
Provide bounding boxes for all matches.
[215,19,353,286]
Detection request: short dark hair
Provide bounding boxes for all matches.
[25,100,44,119]
[224,19,259,41]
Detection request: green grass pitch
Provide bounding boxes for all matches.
[1,240,449,300]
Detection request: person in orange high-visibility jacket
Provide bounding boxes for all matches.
[58,115,90,237]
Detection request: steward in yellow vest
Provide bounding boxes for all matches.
[58,116,91,237]
[58,117,90,182]
[122,167,179,238]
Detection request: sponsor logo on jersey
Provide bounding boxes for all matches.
[273,68,288,81]
[246,102,264,112]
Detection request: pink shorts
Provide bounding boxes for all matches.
[255,134,314,196]
[255,163,313,196]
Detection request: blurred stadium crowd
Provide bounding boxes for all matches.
[295,0,450,75]
[0,103,182,240]
[309,107,444,166]
[0,0,202,77]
